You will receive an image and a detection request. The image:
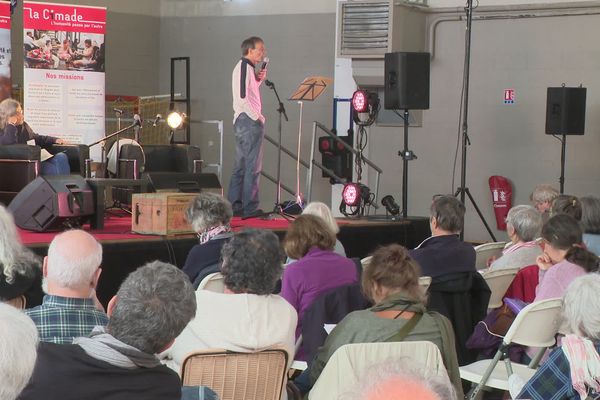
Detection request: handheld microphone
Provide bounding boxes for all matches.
[152,114,162,127]
[260,56,269,70]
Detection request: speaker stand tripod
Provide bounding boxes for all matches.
[454,0,496,241]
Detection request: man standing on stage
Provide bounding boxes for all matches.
[228,36,267,218]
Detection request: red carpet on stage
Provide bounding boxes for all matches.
[19,214,293,245]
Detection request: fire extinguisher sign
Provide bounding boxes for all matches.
[504,89,515,104]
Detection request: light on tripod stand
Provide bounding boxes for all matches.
[381,195,400,217]
[351,89,380,126]
[167,111,186,130]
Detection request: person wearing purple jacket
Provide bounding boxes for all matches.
[281,215,358,340]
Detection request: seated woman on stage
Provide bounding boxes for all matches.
[161,229,297,374]
[516,274,600,400]
[0,98,70,175]
[0,204,43,308]
[295,244,461,396]
[488,205,543,270]
[281,214,358,340]
[181,192,233,285]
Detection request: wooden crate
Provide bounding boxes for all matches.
[131,192,197,235]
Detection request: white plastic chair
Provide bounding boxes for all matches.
[196,272,225,293]
[419,276,432,291]
[474,242,507,270]
[481,267,519,309]
[459,298,563,400]
[360,256,372,269]
[308,341,447,399]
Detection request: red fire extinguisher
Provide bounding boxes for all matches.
[488,176,512,230]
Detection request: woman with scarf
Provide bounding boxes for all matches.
[297,244,462,396]
[516,274,600,400]
[181,192,233,286]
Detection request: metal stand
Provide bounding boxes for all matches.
[559,134,566,194]
[398,109,417,218]
[453,0,496,241]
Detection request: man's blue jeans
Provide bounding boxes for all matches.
[41,152,70,175]
[227,113,264,215]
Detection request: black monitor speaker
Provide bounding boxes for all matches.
[145,172,222,194]
[384,52,431,110]
[545,87,586,135]
[8,175,95,232]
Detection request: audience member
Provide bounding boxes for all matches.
[298,244,461,396]
[0,303,39,400]
[341,358,456,400]
[281,214,357,339]
[26,229,108,344]
[534,214,598,302]
[20,261,197,400]
[530,184,559,221]
[580,196,600,256]
[489,205,543,270]
[181,192,233,285]
[0,204,43,307]
[516,274,600,400]
[162,229,297,374]
[409,195,475,277]
[302,201,346,257]
[551,194,582,221]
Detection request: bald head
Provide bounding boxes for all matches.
[45,229,102,292]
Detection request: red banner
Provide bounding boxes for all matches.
[23,1,105,34]
[0,2,10,30]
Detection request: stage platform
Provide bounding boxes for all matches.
[21,214,430,307]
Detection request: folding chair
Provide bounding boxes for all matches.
[196,272,225,293]
[481,267,520,309]
[474,242,507,270]
[308,341,447,399]
[181,348,288,400]
[419,276,432,291]
[459,298,563,400]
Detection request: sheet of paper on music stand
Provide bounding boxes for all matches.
[289,76,333,101]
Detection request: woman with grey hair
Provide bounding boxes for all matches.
[181,192,233,285]
[0,204,43,307]
[0,98,70,175]
[489,205,543,270]
[580,196,600,256]
[162,229,297,378]
[516,274,600,399]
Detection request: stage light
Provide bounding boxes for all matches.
[352,90,368,113]
[167,111,185,130]
[351,90,380,126]
[342,183,361,207]
[381,195,400,217]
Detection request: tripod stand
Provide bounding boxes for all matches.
[454,0,497,241]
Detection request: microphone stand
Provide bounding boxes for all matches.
[242,79,293,221]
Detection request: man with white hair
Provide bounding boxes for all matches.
[25,229,108,344]
[0,303,39,400]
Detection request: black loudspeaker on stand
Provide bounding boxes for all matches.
[384,51,430,217]
[545,85,587,193]
[9,175,95,232]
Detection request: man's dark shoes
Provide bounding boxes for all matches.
[242,209,264,219]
